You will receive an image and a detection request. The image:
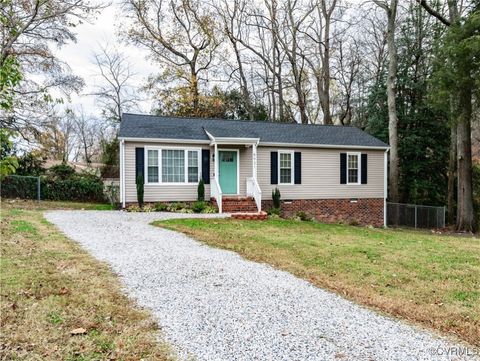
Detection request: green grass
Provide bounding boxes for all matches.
[156,218,480,346]
[1,200,174,360]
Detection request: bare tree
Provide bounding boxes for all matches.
[334,38,362,125]
[0,0,101,138]
[215,0,255,120]
[302,0,338,124]
[277,0,314,124]
[91,44,141,123]
[72,108,100,164]
[373,0,400,203]
[124,0,219,113]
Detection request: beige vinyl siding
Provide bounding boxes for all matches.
[257,146,385,199]
[124,141,384,202]
[124,142,211,202]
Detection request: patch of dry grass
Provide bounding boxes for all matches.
[1,201,174,360]
[158,218,480,347]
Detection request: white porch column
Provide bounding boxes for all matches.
[214,143,219,179]
[252,142,258,180]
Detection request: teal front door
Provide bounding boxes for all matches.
[219,150,238,194]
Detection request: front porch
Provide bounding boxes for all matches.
[206,132,262,214]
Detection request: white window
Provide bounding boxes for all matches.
[147,150,159,183]
[187,150,199,183]
[146,147,200,184]
[347,153,360,184]
[279,152,293,184]
[162,149,185,183]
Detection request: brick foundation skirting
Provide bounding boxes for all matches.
[262,198,385,227]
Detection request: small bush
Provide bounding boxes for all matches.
[192,201,206,213]
[268,207,281,216]
[348,219,360,226]
[142,204,155,212]
[197,178,205,201]
[295,211,311,221]
[154,202,168,211]
[167,202,188,212]
[105,182,119,206]
[202,205,218,213]
[136,174,144,207]
[272,187,281,209]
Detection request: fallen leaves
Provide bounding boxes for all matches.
[70,328,87,335]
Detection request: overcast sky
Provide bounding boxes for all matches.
[55,1,155,117]
[55,0,367,119]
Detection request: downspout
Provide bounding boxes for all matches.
[384,148,389,227]
[120,139,126,209]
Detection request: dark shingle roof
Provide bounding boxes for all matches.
[119,113,389,148]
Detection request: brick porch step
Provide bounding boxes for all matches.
[220,196,258,213]
[231,211,268,220]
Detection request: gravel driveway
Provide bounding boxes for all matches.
[45,211,476,361]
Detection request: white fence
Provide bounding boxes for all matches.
[387,202,446,229]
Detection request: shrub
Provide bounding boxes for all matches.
[197,178,205,201]
[49,163,75,180]
[154,202,168,211]
[295,211,311,221]
[167,202,188,212]
[16,153,45,176]
[272,187,281,209]
[268,207,281,216]
[1,166,106,203]
[126,204,141,212]
[105,182,119,206]
[192,201,206,213]
[136,174,144,207]
[42,177,105,202]
[202,205,218,213]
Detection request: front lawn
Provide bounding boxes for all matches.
[1,200,174,360]
[157,218,480,346]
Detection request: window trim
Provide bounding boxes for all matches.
[278,150,294,185]
[144,146,201,185]
[346,152,361,185]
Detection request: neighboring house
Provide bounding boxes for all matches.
[119,114,389,226]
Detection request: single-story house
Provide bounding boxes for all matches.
[119,114,389,226]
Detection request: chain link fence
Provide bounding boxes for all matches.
[1,175,41,200]
[387,202,445,229]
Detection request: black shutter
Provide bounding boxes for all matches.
[361,153,368,184]
[294,152,301,184]
[135,147,144,183]
[271,151,278,184]
[340,153,347,184]
[202,149,210,184]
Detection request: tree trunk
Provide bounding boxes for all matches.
[385,0,399,202]
[320,15,332,124]
[231,40,254,120]
[190,66,199,112]
[447,125,457,225]
[456,85,475,232]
